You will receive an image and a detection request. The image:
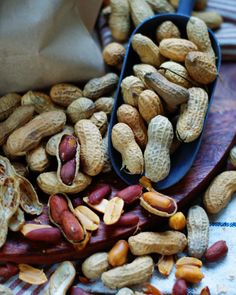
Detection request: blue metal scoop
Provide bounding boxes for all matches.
[108,0,221,190]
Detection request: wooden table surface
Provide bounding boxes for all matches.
[0,63,236,265]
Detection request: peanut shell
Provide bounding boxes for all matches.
[144,72,189,112]
[187,205,209,258]
[132,33,163,67]
[95,97,114,115]
[37,171,92,195]
[26,144,49,172]
[0,105,34,145]
[112,123,144,174]
[138,90,164,123]
[176,87,208,142]
[203,171,236,214]
[109,0,130,42]
[75,120,104,176]
[129,0,154,27]
[83,73,119,100]
[159,38,198,62]
[121,76,145,107]
[0,93,21,121]
[82,252,110,279]
[128,231,187,255]
[117,104,147,149]
[144,115,173,182]
[67,97,95,124]
[156,21,181,42]
[45,261,76,295]
[21,91,56,114]
[50,83,83,107]
[101,256,154,289]
[6,110,66,156]
[185,51,217,85]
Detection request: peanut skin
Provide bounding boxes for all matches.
[61,211,84,242]
[49,194,69,224]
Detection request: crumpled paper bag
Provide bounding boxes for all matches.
[0,0,104,95]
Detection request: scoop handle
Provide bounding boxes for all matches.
[177,0,195,16]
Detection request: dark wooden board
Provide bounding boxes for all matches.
[0,63,236,265]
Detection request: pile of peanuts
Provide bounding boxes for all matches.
[103,0,222,46]
[0,72,123,251]
[1,168,235,294]
[108,14,218,183]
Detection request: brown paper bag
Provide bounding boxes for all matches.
[0,0,104,95]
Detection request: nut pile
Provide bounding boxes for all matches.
[103,0,222,44]
[0,74,122,250]
[111,16,217,183]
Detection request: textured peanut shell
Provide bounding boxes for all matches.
[138,90,164,123]
[0,93,21,121]
[103,42,126,67]
[144,72,189,112]
[144,115,173,182]
[133,64,158,87]
[95,97,114,115]
[46,125,74,156]
[37,171,92,195]
[17,175,43,215]
[12,162,28,177]
[21,91,56,114]
[90,111,108,136]
[8,207,25,232]
[132,33,163,67]
[56,134,80,186]
[45,261,76,295]
[0,156,20,247]
[121,76,145,107]
[185,51,217,85]
[156,21,181,42]
[192,11,223,29]
[101,256,154,289]
[117,104,147,149]
[67,97,95,124]
[50,83,83,107]
[112,123,144,174]
[26,144,49,172]
[82,252,110,279]
[75,120,104,176]
[128,231,187,255]
[140,194,177,217]
[176,87,208,142]
[83,73,119,100]
[0,105,34,145]
[187,16,215,62]
[102,131,112,173]
[187,205,209,258]
[146,0,174,13]
[109,0,130,42]
[0,177,20,247]
[159,38,198,62]
[203,171,236,214]
[159,61,192,88]
[6,110,66,156]
[129,0,154,27]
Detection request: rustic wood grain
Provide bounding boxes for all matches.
[0,63,236,264]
